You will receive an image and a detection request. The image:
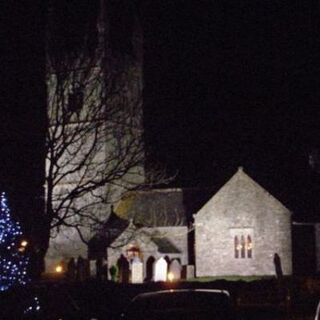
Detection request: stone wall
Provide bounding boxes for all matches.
[45,228,88,273]
[195,168,292,277]
[107,225,188,280]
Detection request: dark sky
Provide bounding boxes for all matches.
[1,0,320,223]
[142,0,320,219]
[0,2,45,231]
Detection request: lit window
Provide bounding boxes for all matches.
[241,235,246,258]
[68,86,83,113]
[234,234,253,259]
[247,235,252,258]
[234,236,239,259]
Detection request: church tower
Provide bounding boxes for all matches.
[45,0,144,273]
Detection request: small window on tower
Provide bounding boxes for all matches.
[68,85,83,113]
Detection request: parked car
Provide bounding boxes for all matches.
[315,300,320,320]
[119,289,236,320]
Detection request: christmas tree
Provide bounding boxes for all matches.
[0,192,29,291]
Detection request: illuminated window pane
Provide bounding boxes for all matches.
[247,235,252,258]
[234,236,239,258]
[241,235,246,258]
[232,229,253,259]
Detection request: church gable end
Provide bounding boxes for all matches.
[195,167,291,222]
[194,167,292,277]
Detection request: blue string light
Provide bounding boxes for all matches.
[0,192,30,291]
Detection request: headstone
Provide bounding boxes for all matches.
[169,259,181,281]
[96,258,103,280]
[145,256,155,282]
[117,254,130,283]
[76,256,85,281]
[154,257,168,282]
[90,260,97,277]
[274,253,283,280]
[101,262,108,281]
[66,258,76,280]
[84,259,90,279]
[131,257,143,283]
[186,265,195,279]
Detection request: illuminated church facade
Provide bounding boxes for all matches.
[44,1,293,278]
[194,167,292,277]
[101,167,292,279]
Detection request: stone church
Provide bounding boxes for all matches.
[194,167,292,277]
[95,167,292,280]
[44,1,293,278]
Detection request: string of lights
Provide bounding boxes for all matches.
[0,192,30,291]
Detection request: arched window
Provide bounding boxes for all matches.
[126,245,141,261]
[247,235,252,258]
[234,236,239,259]
[241,235,246,258]
[232,229,253,259]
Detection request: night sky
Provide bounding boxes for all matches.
[1,0,320,226]
[0,2,45,232]
[142,1,320,219]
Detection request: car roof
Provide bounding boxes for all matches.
[133,289,230,300]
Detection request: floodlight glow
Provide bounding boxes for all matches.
[55,265,63,273]
[21,240,28,247]
[167,272,174,282]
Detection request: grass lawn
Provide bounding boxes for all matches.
[186,275,275,282]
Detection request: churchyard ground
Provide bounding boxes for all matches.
[1,276,319,319]
[33,276,320,319]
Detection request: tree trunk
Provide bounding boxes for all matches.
[27,219,51,280]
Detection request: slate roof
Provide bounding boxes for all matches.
[101,167,319,245]
[89,209,130,250]
[105,208,129,230]
[197,167,292,218]
[98,188,212,248]
[113,188,213,227]
[151,237,181,254]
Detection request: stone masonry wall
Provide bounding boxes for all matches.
[107,225,188,280]
[195,168,292,277]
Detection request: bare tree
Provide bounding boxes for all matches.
[41,1,171,272]
[47,59,142,229]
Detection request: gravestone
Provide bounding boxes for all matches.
[274,253,283,280]
[84,259,90,279]
[96,258,103,280]
[76,256,85,281]
[117,254,130,283]
[131,257,143,283]
[66,258,76,280]
[101,261,108,280]
[169,259,181,280]
[186,265,195,279]
[90,260,97,277]
[145,256,155,281]
[154,257,168,282]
